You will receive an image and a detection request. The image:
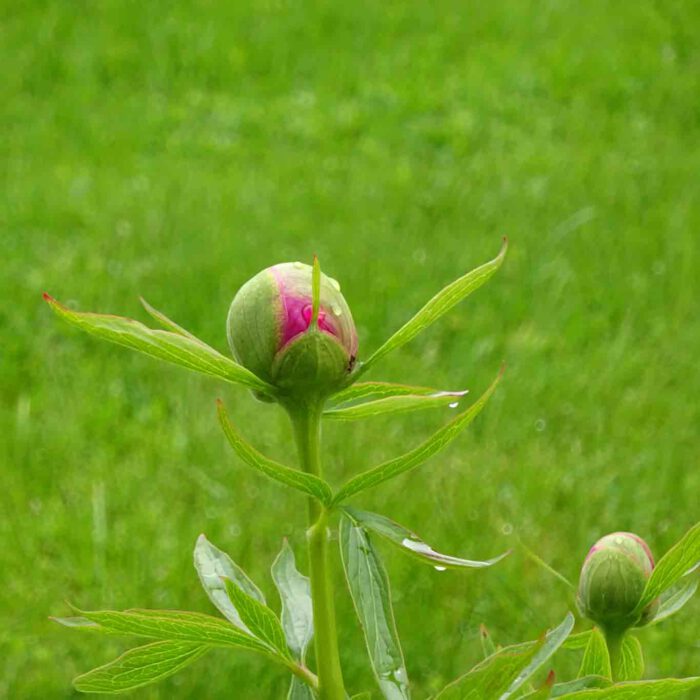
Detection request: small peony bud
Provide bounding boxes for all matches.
[227,261,358,400]
[577,532,658,633]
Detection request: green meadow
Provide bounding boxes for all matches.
[2,0,699,696]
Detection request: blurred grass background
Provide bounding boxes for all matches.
[2,0,699,697]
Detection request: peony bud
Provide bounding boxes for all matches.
[577,532,658,633]
[227,261,358,401]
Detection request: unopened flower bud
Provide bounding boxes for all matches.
[577,532,658,633]
[227,262,358,400]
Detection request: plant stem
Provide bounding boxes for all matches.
[605,629,624,681]
[289,403,346,700]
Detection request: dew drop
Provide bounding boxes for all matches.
[434,565,447,572]
[331,304,343,316]
[501,522,513,535]
[448,401,459,409]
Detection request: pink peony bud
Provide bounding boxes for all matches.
[227,261,357,400]
[577,532,659,633]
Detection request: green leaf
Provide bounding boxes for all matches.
[333,369,502,504]
[555,677,700,698]
[72,640,209,694]
[649,577,698,625]
[44,295,274,395]
[562,631,592,650]
[139,297,204,342]
[339,515,410,700]
[578,628,611,680]
[350,694,373,700]
[519,671,556,699]
[435,613,575,699]
[193,534,266,633]
[323,391,469,421]
[288,677,316,699]
[637,522,700,611]
[479,624,497,659]
[331,381,464,405]
[617,636,643,682]
[52,616,103,631]
[548,676,612,696]
[223,578,292,659]
[271,540,314,661]
[357,239,507,375]
[217,400,333,504]
[342,507,508,570]
[75,608,271,655]
[500,613,574,699]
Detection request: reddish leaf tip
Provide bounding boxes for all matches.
[42,292,53,302]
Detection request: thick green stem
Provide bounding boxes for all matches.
[605,629,624,681]
[289,404,346,700]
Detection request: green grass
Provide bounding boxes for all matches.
[2,0,699,697]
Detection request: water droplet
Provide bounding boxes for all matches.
[501,522,513,535]
[434,565,447,572]
[535,418,546,432]
[331,304,342,316]
[448,401,459,409]
[293,261,305,269]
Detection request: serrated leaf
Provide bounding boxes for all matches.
[193,534,265,633]
[555,677,700,698]
[44,295,273,394]
[637,522,700,611]
[288,677,317,700]
[578,628,611,680]
[649,577,698,625]
[76,608,271,655]
[343,507,507,570]
[222,577,291,659]
[617,636,643,682]
[339,515,410,700]
[73,640,209,694]
[331,381,464,405]
[217,400,333,504]
[357,239,507,376]
[323,391,469,421]
[333,369,501,504]
[271,540,313,661]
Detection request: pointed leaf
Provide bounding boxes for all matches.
[75,608,271,654]
[548,676,612,696]
[272,540,314,661]
[617,636,643,682]
[578,628,611,680]
[222,577,291,659]
[500,613,575,699]
[555,677,700,698]
[636,521,700,611]
[649,577,698,625]
[323,391,468,421]
[358,239,507,375]
[343,507,507,570]
[519,671,556,699]
[339,515,410,700]
[52,616,103,631]
[333,369,502,504]
[139,298,203,342]
[331,381,464,405]
[194,534,265,633]
[217,401,333,504]
[288,677,316,699]
[43,295,274,394]
[73,640,209,694]
[480,625,497,659]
